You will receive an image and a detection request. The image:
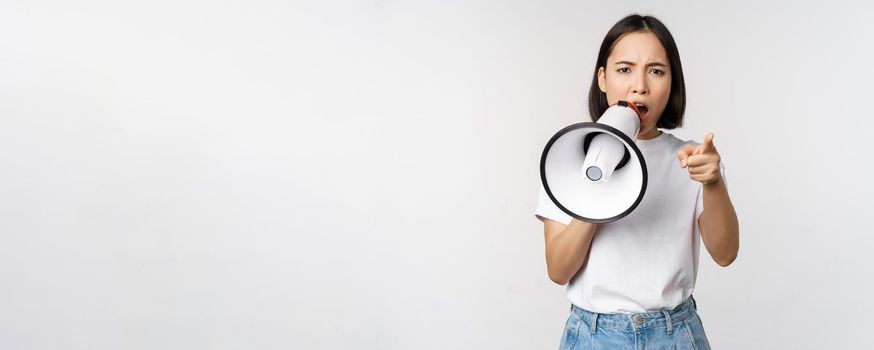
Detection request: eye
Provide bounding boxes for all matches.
[617,67,631,73]
[649,68,666,76]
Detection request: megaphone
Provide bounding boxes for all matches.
[540,101,648,223]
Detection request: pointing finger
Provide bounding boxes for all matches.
[696,133,715,154]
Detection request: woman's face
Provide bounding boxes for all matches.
[598,30,671,140]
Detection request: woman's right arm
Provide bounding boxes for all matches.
[543,218,598,285]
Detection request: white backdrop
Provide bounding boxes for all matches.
[2,1,873,349]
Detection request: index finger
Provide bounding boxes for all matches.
[697,133,715,154]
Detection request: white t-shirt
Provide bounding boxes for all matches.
[535,131,725,314]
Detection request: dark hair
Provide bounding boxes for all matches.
[588,14,686,129]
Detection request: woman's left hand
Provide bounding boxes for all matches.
[677,133,722,185]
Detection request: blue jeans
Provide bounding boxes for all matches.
[559,296,711,350]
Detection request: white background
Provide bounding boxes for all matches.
[2,1,873,349]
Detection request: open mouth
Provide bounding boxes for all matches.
[635,104,648,114]
[627,102,648,122]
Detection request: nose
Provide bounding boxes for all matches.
[632,72,648,95]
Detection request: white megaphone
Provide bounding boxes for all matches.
[540,101,648,223]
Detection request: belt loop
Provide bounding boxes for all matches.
[691,294,697,310]
[590,312,599,334]
[662,310,673,335]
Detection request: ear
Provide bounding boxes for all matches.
[597,66,607,93]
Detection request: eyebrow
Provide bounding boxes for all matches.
[613,60,668,67]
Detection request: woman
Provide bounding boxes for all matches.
[535,14,739,349]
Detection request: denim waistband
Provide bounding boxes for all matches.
[570,296,698,333]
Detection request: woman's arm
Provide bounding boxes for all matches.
[543,218,598,285]
[698,177,739,266]
[678,133,740,267]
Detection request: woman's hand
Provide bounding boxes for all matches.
[677,133,721,185]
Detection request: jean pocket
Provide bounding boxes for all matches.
[682,314,712,350]
[559,311,583,350]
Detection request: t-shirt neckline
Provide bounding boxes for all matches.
[636,130,671,147]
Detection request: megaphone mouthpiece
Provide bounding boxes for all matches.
[616,100,646,124]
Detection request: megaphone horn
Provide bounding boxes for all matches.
[540,101,648,223]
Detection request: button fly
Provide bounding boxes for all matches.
[633,315,644,325]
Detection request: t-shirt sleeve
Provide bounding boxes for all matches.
[535,183,572,225]
[695,161,727,219]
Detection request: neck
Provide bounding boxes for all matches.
[637,129,662,140]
